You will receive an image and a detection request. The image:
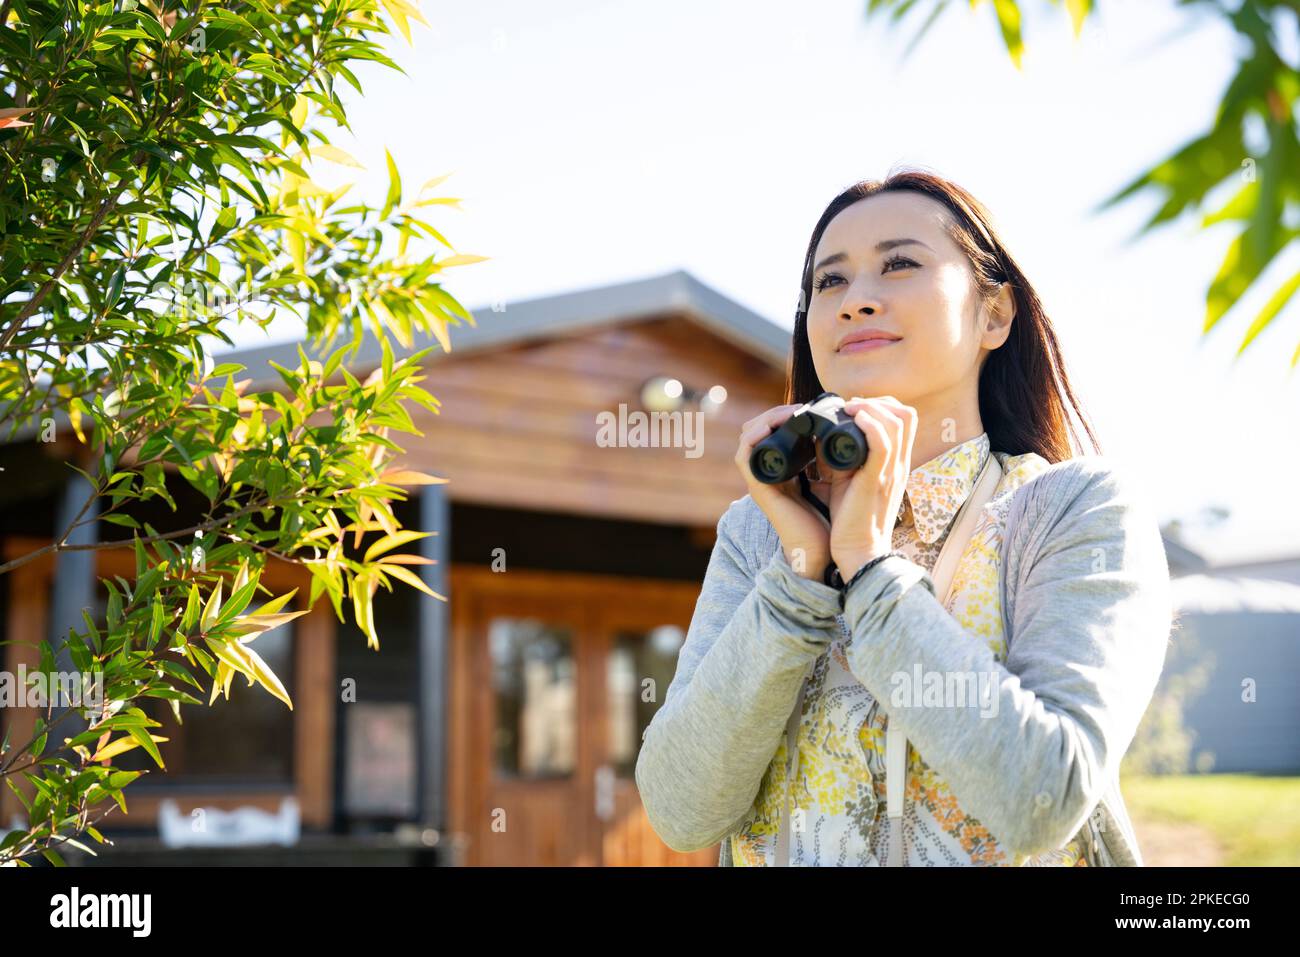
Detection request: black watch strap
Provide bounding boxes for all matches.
[827,552,900,605]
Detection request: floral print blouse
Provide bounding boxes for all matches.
[729,432,1090,867]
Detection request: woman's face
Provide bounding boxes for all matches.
[805,191,1013,408]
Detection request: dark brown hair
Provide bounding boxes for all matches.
[788,167,1102,463]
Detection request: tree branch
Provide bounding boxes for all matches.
[0,192,124,350]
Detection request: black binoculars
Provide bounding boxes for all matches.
[748,392,869,485]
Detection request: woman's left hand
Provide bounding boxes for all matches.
[824,395,918,580]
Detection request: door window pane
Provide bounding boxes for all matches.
[490,617,575,778]
[608,624,684,777]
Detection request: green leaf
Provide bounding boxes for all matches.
[181,584,201,632]
[148,599,165,649]
[126,726,165,769]
[216,576,261,626]
[105,265,126,313]
[133,535,148,578]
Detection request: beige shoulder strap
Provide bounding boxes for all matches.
[776,449,1002,866]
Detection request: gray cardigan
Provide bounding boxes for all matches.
[634,454,1173,866]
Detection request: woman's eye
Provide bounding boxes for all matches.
[813,258,917,292]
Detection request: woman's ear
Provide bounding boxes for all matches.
[981,282,1015,350]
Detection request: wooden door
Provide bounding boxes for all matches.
[450,565,718,866]
[589,591,719,866]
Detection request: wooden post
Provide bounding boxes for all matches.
[418,482,451,847]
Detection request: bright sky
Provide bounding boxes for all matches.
[241,0,1300,565]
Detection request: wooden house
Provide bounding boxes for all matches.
[0,270,791,865]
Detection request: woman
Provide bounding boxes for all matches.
[634,169,1173,867]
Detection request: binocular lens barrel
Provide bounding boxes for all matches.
[822,427,866,470]
[749,432,814,484]
[748,394,869,485]
[752,447,785,483]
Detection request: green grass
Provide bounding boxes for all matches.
[1121,773,1300,866]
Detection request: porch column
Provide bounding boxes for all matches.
[49,467,98,719]
[418,483,450,846]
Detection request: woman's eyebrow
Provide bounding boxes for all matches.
[813,239,934,273]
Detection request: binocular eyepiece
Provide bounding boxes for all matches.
[748,392,869,485]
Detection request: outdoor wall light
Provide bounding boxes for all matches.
[639,376,728,415]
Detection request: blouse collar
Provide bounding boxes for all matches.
[898,432,992,544]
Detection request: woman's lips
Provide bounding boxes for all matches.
[839,338,900,353]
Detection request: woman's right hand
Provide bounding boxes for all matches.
[734,404,832,581]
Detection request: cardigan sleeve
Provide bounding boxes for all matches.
[634,497,844,853]
[839,459,1172,861]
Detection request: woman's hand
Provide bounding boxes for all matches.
[734,404,833,581]
[824,395,918,580]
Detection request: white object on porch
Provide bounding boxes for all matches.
[158,797,300,847]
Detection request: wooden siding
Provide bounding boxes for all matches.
[394,313,788,527]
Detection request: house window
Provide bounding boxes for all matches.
[104,592,297,787]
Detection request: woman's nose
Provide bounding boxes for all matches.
[841,299,881,319]
[839,279,883,319]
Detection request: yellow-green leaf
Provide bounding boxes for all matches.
[251,589,299,618]
[227,608,310,640]
[1238,268,1300,357]
[381,562,447,602]
[204,636,253,684]
[379,0,412,43]
[376,553,435,565]
[990,0,1023,69]
[434,253,488,268]
[382,147,402,218]
[377,469,448,486]
[378,0,427,43]
[364,530,431,563]
[286,230,306,273]
[200,580,223,632]
[312,144,364,168]
[417,172,453,196]
[90,733,170,763]
[240,643,294,710]
[209,660,233,704]
[430,316,451,353]
[1064,0,1090,38]
[352,573,379,650]
[68,398,87,443]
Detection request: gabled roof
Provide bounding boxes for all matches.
[221,268,793,382]
[4,270,792,444]
[1163,536,1209,575]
